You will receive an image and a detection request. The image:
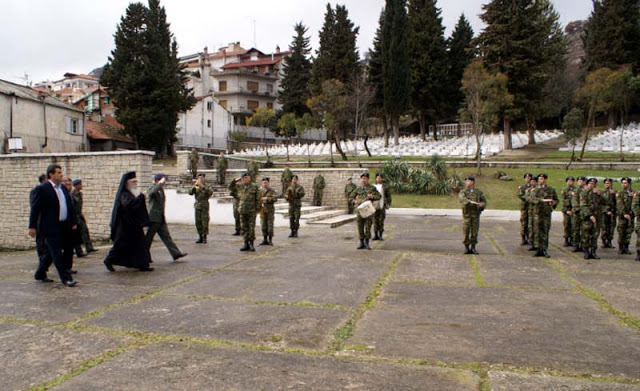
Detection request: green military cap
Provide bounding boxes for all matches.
[524,173,533,179]
[565,176,575,182]
[375,173,383,178]
[604,178,613,183]
[537,173,548,179]
[242,172,250,178]
[262,177,270,182]
[577,176,587,181]
[360,173,370,178]
[464,176,475,182]
[621,177,632,183]
[197,173,206,178]
[588,178,598,184]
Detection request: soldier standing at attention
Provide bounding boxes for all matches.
[372,173,392,241]
[189,173,213,244]
[525,176,538,252]
[561,176,576,247]
[259,177,278,246]
[238,172,260,252]
[189,150,199,179]
[217,151,228,185]
[229,177,242,236]
[616,177,634,255]
[632,188,640,261]
[146,174,188,262]
[518,173,533,245]
[601,178,617,249]
[71,179,97,255]
[312,174,326,206]
[286,175,305,238]
[353,173,381,250]
[459,176,486,255]
[281,163,293,197]
[581,178,604,260]
[532,173,558,258]
[248,157,259,183]
[571,176,587,253]
[344,177,357,214]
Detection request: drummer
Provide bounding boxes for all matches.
[353,173,382,250]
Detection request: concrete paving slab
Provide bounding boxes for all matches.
[476,255,574,289]
[392,253,476,285]
[572,273,640,319]
[0,280,150,323]
[56,342,480,391]
[85,295,347,350]
[348,282,640,378]
[488,371,640,391]
[0,322,129,391]
[556,256,640,277]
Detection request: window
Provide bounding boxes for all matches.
[247,81,259,92]
[247,100,259,111]
[266,102,273,110]
[103,96,110,105]
[219,81,227,92]
[266,84,273,93]
[219,100,227,109]
[207,119,212,128]
[65,116,83,135]
[206,101,213,111]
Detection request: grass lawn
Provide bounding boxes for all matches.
[540,151,640,162]
[392,167,640,210]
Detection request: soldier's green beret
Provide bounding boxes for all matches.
[537,173,548,179]
[577,176,587,181]
[565,176,574,182]
[588,178,598,183]
[464,176,475,182]
[197,173,205,178]
[262,177,270,182]
[360,173,369,178]
[604,178,613,183]
[524,173,533,179]
[242,172,250,177]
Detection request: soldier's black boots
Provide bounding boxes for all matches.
[293,230,299,238]
[379,231,384,240]
[357,239,366,250]
[470,245,479,255]
[288,230,295,238]
[203,235,207,244]
[233,229,241,236]
[464,245,471,254]
[573,246,582,253]
[372,232,380,241]
[541,249,550,258]
[248,241,256,252]
[259,236,269,246]
[636,250,640,261]
[268,236,273,245]
[240,241,250,251]
[196,235,204,244]
[528,246,537,252]
[521,236,528,246]
[591,248,600,259]
[584,248,591,259]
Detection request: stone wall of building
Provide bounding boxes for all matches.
[0,151,154,250]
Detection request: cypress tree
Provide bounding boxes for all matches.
[310,4,336,95]
[447,14,475,122]
[408,0,449,141]
[383,0,411,146]
[367,8,387,144]
[279,23,313,117]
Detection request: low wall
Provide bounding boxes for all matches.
[0,151,154,250]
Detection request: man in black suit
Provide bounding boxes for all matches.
[28,164,78,287]
[30,174,50,278]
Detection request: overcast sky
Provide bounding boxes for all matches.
[0,0,593,85]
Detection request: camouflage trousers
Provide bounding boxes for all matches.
[347,199,355,214]
[241,213,256,241]
[357,215,374,240]
[195,206,210,236]
[520,208,529,238]
[562,212,573,240]
[601,212,616,243]
[313,190,323,206]
[528,208,537,247]
[233,201,241,232]
[217,170,226,185]
[261,210,275,237]
[535,212,552,250]
[373,208,386,234]
[617,216,634,247]
[582,217,601,250]
[572,212,582,248]
[76,215,95,251]
[289,204,301,230]
[636,218,640,249]
[462,214,480,245]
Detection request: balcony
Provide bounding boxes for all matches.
[214,86,277,99]
[212,68,279,80]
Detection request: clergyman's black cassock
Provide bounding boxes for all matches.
[103,172,152,269]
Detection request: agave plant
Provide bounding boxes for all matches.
[426,154,448,181]
[408,168,436,194]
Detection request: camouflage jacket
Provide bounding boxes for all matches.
[286,184,306,207]
[228,181,240,201]
[616,189,634,218]
[353,184,382,209]
[532,185,559,216]
[580,188,604,221]
[189,184,213,208]
[517,183,531,211]
[71,189,84,217]
[344,183,357,201]
[571,187,585,215]
[281,168,293,185]
[260,187,278,213]
[313,175,326,191]
[524,186,537,212]
[238,182,260,215]
[601,187,617,214]
[632,193,640,220]
[561,185,575,213]
[218,156,228,171]
[459,187,486,216]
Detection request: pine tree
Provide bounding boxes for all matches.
[101,0,195,153]
[367,8,387,144]
[279,22,312,117]
[447,14,475,122]
[383,0,411,146]
[584,0,640,73]
[477,0,566,148]
[408,0,449,141]
[310,4,336,95]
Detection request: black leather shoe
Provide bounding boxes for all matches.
[357,239,366,250]
[379,231,384,241]
[173,253,188,262]
[62,280,77,287]
[293,230,299,238]
[36,277,53,283]
[268,236,273,245]
[203,235,207,244]
[372,233,380,241]
[591,249,600,260]
[248,241,256,252]
[259,237,269,246]
[542,249,551,258]
[464,245,471,254]
[104,260,115,272]
[139,267,155,272]
[288,230,295,238]
[573,246,582,253]
[196,235,203,244]
[70,270,78,274]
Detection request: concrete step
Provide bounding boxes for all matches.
[274,202,311,211]
[216,196,234,204]
[276,206,331,218]
[307,214,357,228]
[300,209,349,223]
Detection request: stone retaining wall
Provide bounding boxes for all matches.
[0,151,154,250]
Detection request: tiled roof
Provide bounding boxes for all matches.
[0,79,82,112]
[86,115,132,143]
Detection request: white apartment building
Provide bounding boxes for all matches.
[176,43,288,150]
[34,73,101,104]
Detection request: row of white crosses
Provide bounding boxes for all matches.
[559,123,640,153]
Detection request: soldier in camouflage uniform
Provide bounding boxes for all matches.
[532,174,559,258]
[616,177,634,255]
[525,176,538,251]
[286,175,305,238]
[518,173,533,245]
[344,177,357,214]
[281,163,293,197]
[600,178,617,248]
[71,179,97,255]
[561,176,576,247]
[229,177,242,236]
[312,174,326,206]
[571,176,587,253]
[238,172,260,252]
[189,149,199,179]
[459,176,487,255]
[581,178,604,259]
[217,151,228,185]
[372,173,392,241]
[632,189,640,261]
[353,173,382,250]
[259,177,278,246]
[188,173,213,244]
[248,157,259,183]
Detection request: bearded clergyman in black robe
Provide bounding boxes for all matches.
[103,171,154,272]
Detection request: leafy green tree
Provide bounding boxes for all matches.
[408,0,449,141]
[561,107,584,169]
[246,107,276,128]
[307,79,349,161]
[279,23,312,117]
[447,14,475,120]
[383,0,411,146]
[584,0,640,73]
[102,0,195,153]
[477,0,566,148]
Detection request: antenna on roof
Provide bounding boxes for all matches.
[253,19,257,48]
[16,72,31,87]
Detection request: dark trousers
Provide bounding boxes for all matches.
[146,221,181,259]
[36,221,73,282]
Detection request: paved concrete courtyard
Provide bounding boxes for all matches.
[2,216,640,390]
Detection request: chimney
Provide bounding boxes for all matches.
[275,45,280,54]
